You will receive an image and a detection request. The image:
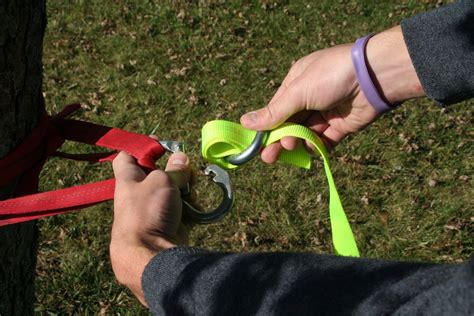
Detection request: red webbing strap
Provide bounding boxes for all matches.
[0,104,166,226]
[53,118,162,169]
[0,179,116,226]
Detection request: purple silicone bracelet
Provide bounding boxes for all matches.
[351,34,394,113]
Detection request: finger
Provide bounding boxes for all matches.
[286,109,312,124]
[261,142,282,164]
[320,126,346,150]
[113,151,147,183]
[305,112,330,135]
[240,80,304,131]
[303,140,317,155]
[164,152,191,188]
[280,136,300,151]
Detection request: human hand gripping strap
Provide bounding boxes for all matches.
[201,120,360,257]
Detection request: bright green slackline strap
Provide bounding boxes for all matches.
[201,120,360,257]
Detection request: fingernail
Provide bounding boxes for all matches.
[242,111,258,126]
[171,153,188,166]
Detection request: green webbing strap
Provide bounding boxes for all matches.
[201,120,359,257]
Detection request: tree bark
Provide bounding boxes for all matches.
[0,0,46,314]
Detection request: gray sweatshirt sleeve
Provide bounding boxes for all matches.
[401,0,474,105]
[141,246,473,315]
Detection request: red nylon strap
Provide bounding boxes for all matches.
[0,104,166,226]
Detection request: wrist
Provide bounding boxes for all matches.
[109,232,175,305]
[109,241,156,304]
[365,25,425,104]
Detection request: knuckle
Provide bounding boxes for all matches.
[288,79,306,103]
[262,106,275,121]
[148,170,174,187]
[111,154,123,170]
[290,56,306,73]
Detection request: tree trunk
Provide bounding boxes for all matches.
[0,0,46,314]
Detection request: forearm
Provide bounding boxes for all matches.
[366,25,425,105]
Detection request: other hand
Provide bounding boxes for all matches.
[241,26,423,163]
[110,150,192,305]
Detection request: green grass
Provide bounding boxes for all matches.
[37,0,472,314]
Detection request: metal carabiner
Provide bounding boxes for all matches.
[182,165,233,224]
[159,140,234,224]
[225,131,268,165]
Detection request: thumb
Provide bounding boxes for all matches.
[165,152,191,188]
[240,82,304,130]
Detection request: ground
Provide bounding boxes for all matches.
[35,0,472,314]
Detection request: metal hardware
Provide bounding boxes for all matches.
[225,131,268,165]
[159,140,234,224]
[182,164,233,224]
[159,140,184,153]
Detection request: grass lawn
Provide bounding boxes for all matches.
[36,0,472,314]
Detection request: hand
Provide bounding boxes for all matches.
[109,150,192,306]
[241,26,424,163]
